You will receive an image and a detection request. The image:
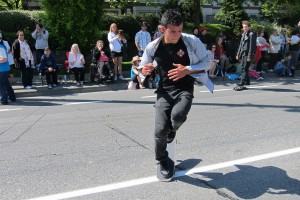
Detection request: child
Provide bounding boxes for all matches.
[249,66,264,80]
[129,56,143,89]
[274,57,292,77]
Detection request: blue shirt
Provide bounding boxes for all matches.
[0,44,10,72]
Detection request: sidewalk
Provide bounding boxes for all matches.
[11,72,130,98]
[10,70,296,98]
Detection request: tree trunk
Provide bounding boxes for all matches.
[193,0,201,27]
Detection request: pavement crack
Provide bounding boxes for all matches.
[191,174,240,200]
[11,114,46,143]
[106,124,150,151]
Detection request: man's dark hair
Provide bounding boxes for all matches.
[160,9,184,27]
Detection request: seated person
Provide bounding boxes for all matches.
[40,47,58,88]
[68,43,85,86]
[274,57,292,77]
[207,44,219,78]
[92,40,114,82]
[130,56,143,89]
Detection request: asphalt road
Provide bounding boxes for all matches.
[0,79,299,200]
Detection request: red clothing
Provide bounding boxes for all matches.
[215,43,225,60]
[98,50,109,62]
[254,46,265,63]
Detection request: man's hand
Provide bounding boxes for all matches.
[141,63,154,75]
[168,63,190,81]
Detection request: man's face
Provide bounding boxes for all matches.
[163,24,183,44]
[242,24,250,33]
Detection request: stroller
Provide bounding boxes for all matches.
[90,44,115,83]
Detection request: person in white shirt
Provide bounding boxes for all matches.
[279,28,288,56]
[108,23,127,81]
[68,43,85,86]
[135,22,151,57]
[268,29,282,70]
[289,29,300,71]
[31,23,49,65]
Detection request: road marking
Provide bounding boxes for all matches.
[141,85,280,97]
[199,84,280,93]
[0,108,23,112]
[141,95,156,98]
[65,100,110,105]
[27,147,300,200]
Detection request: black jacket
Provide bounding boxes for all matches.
[236,30,256,59]
[92,47,112,64]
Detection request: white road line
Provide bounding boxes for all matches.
[141,95,156,98]
[141,84,280,97]
[0,108,23,112]
[64,100,110,105]
[27,147,300,200]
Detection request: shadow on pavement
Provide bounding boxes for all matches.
[177,164,300,199]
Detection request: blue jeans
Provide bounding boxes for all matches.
[0,71,16,104]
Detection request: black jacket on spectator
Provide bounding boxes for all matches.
[92,47,112,63]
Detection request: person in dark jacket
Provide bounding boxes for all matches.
[40,47,58,89]
[199,27,209,48]
[12,30,35,89]
[234,21,256,91]
[92,40,114,82]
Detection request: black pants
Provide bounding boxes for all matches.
[239,55,251,86]
[71,67,85,82]
[154,90,193,162]
[0,71,16,103]
[44,71,58,85]
[20,67,34,87]
[268,53,279,70]
[256,51,267,72]
[36,49,44,65]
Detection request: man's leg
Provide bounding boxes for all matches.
[169,91,193,141]
[154,93,173,162]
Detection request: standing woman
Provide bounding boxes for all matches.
[68,43,85,86]
[12,30,35,89]
[255,30,269,72]
[0,30,15,83]
[108,23,126,80]
[268,29,282,70]
[0,38,16,105]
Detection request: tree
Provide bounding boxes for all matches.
[259,0,300,26]
[0,0,22,10]
[40,0,103,53]
[214,0,249,36]
[181,0,202,26]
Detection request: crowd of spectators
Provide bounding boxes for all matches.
[1,19,300,97]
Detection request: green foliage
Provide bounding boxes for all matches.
[214,0,250,37]
[40,0,103,54]
[0,10,44,47]
[186,22,231,42]
[101,13,159,42]
[0,10,43,32]
[0,0,22,10]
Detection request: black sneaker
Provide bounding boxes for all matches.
[167,131,176,143]
[158,160,172,180]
